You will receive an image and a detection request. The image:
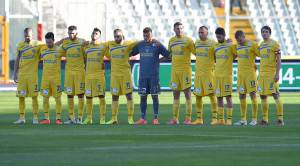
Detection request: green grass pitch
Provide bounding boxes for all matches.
[0,92,300,166]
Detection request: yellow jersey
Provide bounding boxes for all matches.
[39,45,63,78]
[193,38,216,75]
[237,40,258,74]
[258,39,280,76]
[106,40,137,76]
[84,42,108,78]
[168,36,194,71]
[213,41,236,77]
[17,40,42,77]
[61,38,85,71]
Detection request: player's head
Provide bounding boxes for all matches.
[68,25,77,40]
[45,32,55,48]
[215,27,226,43]
[24,27,33,42]
[198,26,208,40]
[91,27,101,41]
[235,30,246,45]
[143,27,153,42]
[113,28,124,44]
[173,22,184,37]
[261,25,271,40]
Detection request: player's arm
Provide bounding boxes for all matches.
[103,42,110,60]
[274,46,281,83]
[159,42,171,62]
[13,50,21,83]
[129,42,140,57]
[232,44,237,60]
[55,37,68,46]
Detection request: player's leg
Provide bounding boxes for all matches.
[64,72,76,124]
[183,88,192,124]
[135,78,148,125]
[208,94,218,125]
[260,95,269,125]
[84,96,93,124]
[234,93,247,126]
[64,95,76,124]
[273,91,284,126]
[99,95,106,124]
[151,94,159,125]
[122,74,134,124]
[225,95,233,125]
[14,77,26,124]
[249,91,258,126]
[55,95,62,124]
[29,79,39,124]
[40,80,51,124]
[217,97,225,125]
[192,95,203,125]
[168,90,180,124]
[107,76,120,124]
[74,71,85,124]
[126,92,134,124]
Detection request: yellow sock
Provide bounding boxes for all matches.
[78,97,84,119]
[43,97,50,120]
[86,98,93,120]
[172,99,180,120]
[227,108,233,120]
[195,96,203,120]
[240,98,247,121]
[68,98,75,119]
[32,96,39,119]
[185,99,192,120]
[218,107,224,120]
[209,95,217,120]
[251,98,258,121]
[261,99,269,122]
[55,97,62,120]
[99,98,106,120]
[19,97,25,119]
[112,100,119,121]
[127,100,134,120]
[275,98,283,121]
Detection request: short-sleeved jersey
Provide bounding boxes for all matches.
[237,40,258,74]
[168,36,194,71]
[131,41,169,79]
[61,38,85,71]
[193,38,216,75]
[106,40,137,76]
[213,41,236,77]
[39,45,64,78]
[258,39,280,76]
[83,42,108,78]
[17,40,42,77]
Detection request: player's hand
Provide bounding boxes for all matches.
[13,74,18,83]
[274,73,279,83]
[226,38,233,43]
[151,39,161,46]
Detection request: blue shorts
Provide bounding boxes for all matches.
[138,77,160,96]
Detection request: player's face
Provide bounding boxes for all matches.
[198,28,208,40]
[174,25,184,37]
[114,31,123,44]
[261,29,271,40]
[216,34,225,43]
[24,30,33,42]
[236,34,246,45]
[91,31,101,41]
[46,38,54,48]
[143,32,152,42]
[68,30,77,40]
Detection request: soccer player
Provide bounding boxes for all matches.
[82,28,107,125]
[191,26,218,125]
[60,25,86,124]
[105,29,137,124]
[130,27,170,125]
[257,26,284,126]
[168,22,195,125]
[213,27,237,125]
[13,27,42,124]
[39,32,63,125]
[234,30,259,126]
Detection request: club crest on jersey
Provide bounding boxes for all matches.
[209,82,212,88]
[32,49,36,53]
[245,49,248,54]
[205,48,208,52]
[224,49,227,53]
[99,45,104,49]
[77,48,81,52]
[181,46,184,49]
[97,52,101,56]
[121,49,125,53]
[267,49,270,53]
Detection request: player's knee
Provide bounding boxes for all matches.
[112,95,119,101]
[260,95,267,99]
[239,93,246,100]
[78,94,84,98]
[272,93,279,100]
[126,93,132,100]
[67,95,74,99]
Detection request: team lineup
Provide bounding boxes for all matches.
[12,22,284,126]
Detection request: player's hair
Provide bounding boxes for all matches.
[215,27,225,35]
[199,26,208,30]
[113,28,125,39]
[93,27,101,34]
[45,32,55,40]
[235,30,244,39]
[143,27,152,33]
[24,27,32,33]
[173,22,183,28]
[261,25,272,34]
[68,25,77,31]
